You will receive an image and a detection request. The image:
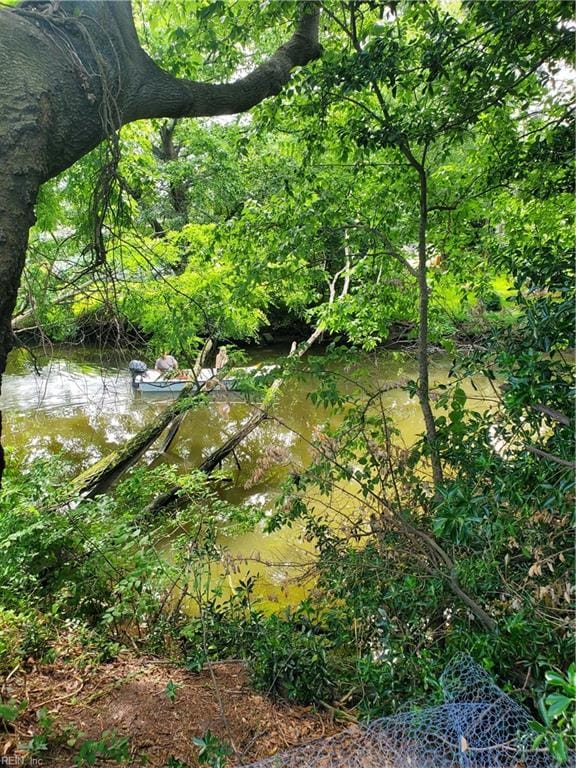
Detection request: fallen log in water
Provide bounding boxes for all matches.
[66,340,220,500]
[66,382,205,500]
[71,266,347,507]
[142,407,270,516]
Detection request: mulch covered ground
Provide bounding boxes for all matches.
[1,654,340,766]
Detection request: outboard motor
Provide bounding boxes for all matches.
[128,359,148,387]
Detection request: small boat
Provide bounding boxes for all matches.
[130,365,277,394]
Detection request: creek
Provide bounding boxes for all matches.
[2,344,493,610]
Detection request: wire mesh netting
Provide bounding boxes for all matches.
[242,656,564,768]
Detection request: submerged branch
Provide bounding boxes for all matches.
[66,383,205,500]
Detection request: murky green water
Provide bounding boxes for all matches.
[2,344,493,609]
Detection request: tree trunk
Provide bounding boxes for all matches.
[416,165,444,489]
[0,34,50,473]
[0,1,321,484]
[396,140,443,490]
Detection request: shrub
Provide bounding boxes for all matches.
[250,614,334,704]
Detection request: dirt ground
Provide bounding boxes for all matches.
[1,654,341,767]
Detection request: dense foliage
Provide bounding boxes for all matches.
[2,0,574,763]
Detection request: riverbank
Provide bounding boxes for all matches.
[1,642,339,766]
[13,306,517,355]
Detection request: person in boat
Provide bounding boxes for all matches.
[155,352,179,373]
[128,359,148,386]
[215,346,228,370]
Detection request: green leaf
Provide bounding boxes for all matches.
[165,680,179,703]
[545,693,572,719]
[0,703,19,722]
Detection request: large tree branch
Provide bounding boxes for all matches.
[3,1,321,180]
[127,6,322,121]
